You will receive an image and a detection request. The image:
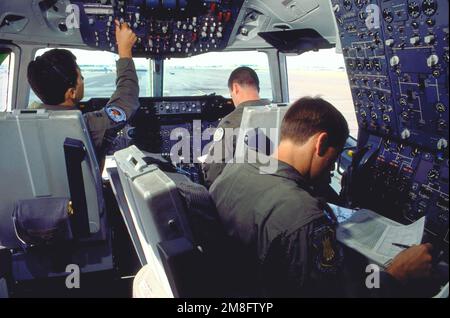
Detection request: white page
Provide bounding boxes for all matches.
[331,204,425,267]
[433,282,449,298]
[375,217,425,259]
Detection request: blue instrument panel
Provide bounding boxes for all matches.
[380,0,448,150]
[332,0,448,245]
[359,135,448,243]
[73,0,243,58]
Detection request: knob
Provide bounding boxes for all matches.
[401,128,411,140]
[435,102,446,113]
[427,54,439,67]
[424,35,435,45]
[438,120,447,130]
[409,36,420,45]
[437,138,448,150]
[390,55,400,66]
[385,39,394,47]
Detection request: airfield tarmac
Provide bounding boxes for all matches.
[27,68,358,138]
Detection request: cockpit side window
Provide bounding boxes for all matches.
[0,49,14,112]
[163,51,273,100]
[287,49,357,138]
[28,48,152,106]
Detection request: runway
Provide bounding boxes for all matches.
[27,67,358,138]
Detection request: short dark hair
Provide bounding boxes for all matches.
[27,49,79,105]
[281,97,349,148]
[227,66,260,92]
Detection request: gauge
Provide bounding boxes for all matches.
[408,1,421,18]
[422,0,437,16]
[427,169,439,181]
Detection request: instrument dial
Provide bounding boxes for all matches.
[408,1,421,18]
[422,0,437,16]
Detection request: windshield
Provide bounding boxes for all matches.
[29,48,152,106]
[287,49,357,138]
[0,51,14,112]
[163,51,273,100]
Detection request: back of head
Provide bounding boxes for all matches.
[27,49,78,105]
[281,97,349,149]
[228,66,260,92]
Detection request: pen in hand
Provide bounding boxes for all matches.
[392,242,412,249]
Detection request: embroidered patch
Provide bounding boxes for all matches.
[213,127,225,142]
[105,105,127,123]
[312,223,343,274]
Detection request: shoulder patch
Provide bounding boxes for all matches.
[105,105,127,123]
[213,127,225,142]
[311,223,343,274]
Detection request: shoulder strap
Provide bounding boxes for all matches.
[63,138,90,238]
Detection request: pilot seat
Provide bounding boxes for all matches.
[0,109,113,295]
[113,145,239,297]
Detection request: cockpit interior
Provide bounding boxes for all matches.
[0,0,448,298]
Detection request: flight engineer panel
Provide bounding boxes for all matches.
[332,0,448,247]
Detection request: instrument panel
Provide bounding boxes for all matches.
[79,95,234,183]
[332,0,448,247]
[74,0,243,58]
